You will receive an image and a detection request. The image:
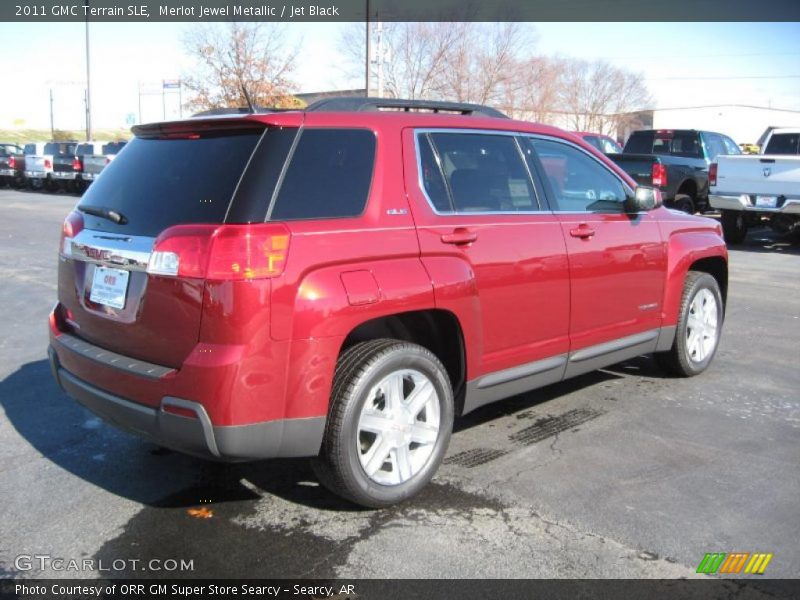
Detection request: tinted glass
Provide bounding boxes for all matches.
[24,144,36,155]
[601,137,623,154]
[625,131,702,158]
[269,129,375,221]
[623,132,653,154]
[417,134,451,212]
[428,133,536,212]
[44,142,77,156]
[102,141,127,155]
[704,133,727,161]
[582,135,603,152]
[765,133,800,155]
[722,136,741,155]
[76,144,95,156]
[78,130,261,237]
[529,138,627,212]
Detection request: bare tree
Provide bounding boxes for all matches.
[558,59,652,135]
[182,23,301,112]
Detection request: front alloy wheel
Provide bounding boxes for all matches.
[655,271,723,377]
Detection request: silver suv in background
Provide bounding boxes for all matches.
[82,141,127,189]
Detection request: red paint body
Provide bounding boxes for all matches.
[49,110,727,433]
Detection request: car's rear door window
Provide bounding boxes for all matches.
[268,128,376,221]
[77,129,263,236]
[425,132,538,213]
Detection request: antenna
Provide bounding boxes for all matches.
[241,84,255,114]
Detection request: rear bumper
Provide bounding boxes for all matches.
[0,169,17,177]
[52,171,79,180]
[48,343,326,461]
[24,170,48,179]
[710,194,800,214]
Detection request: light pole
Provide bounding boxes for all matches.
[84,0,92,141]
[365,0,370,96]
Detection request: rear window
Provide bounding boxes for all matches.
[102,141,126,155]
[45,142,77,156]
[78,130,262,237]
[76,144,96,156]
[268,128,376,221]
[24,144,37,155]
[764,133,800,155]
[624,131,702,158]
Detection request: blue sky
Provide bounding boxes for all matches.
[1,21,798,129]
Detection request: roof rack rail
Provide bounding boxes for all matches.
[305,97,508,119]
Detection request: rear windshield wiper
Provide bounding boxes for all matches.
[78,205,128,225]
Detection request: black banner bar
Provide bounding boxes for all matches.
[2,0,800,22]
[3,579,800,600]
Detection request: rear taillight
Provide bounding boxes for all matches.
[7,156,15,169]
[60,211,84,257]
[651,163,667,188]
[147,224,291,281]
[709,163,718,187]
[72,157,82,171]
[44,158,52,169]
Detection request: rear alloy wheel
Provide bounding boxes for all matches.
[720,209,748,244]
[312,339,453,507]
[656,271,723,377]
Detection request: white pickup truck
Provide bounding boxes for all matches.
[709,128,800,243]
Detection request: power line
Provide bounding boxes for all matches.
[646,75,800,81]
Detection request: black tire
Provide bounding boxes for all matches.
[312,339,454,508]
[655,271,723,377]
[673,194,695,214]
[720,209,748,244]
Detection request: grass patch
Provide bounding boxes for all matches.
[0,128,132,145]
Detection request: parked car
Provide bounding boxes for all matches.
[573,132,623,155]
[608,129,741,214]
[81,141,127,189]
[0,143,25,187]
[710,127,800,243]
[48,98,728,507]
[23,142,53,189]
[51,141,109,193]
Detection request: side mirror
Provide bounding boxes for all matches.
[626,186,663,212]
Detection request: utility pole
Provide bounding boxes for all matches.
[375,21,384,98]
[365,0,370,96]
[49,89,55,139]
[84,0,92,141]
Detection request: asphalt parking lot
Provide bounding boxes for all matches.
[0,188,798,580]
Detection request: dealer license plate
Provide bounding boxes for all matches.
[755,195,777,208]
[89,266,129,309]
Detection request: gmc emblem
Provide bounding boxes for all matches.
[85,247,111,261]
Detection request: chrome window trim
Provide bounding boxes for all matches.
[413,128,547,217]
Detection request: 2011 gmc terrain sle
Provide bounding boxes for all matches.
[48,98,728,507]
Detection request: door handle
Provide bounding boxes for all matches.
[441,228,478,245]
[569,225,595,239]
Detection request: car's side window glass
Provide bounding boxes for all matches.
[527,138,628,213]
[269,128,376,221]
[722,136,741,155]
[417,134,452,212]
[704,134,726,161]
[427,133,537,213]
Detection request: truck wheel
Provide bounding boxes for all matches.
[673,194,695,214]
[720,210,747,244]
[312,339,454,508]
[655,272,723,377]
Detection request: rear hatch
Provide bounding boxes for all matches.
[58,121,268,368]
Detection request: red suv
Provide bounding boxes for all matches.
[48,98,728,507]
